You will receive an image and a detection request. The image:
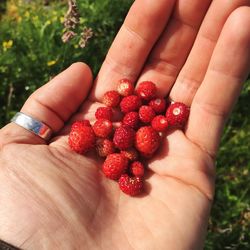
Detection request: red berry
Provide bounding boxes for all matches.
[103,91,120,107]
[136,81,157,101]
[151,115,168,132]
[96,138,115,157]
[113,126,135,150]
[149,98,167,114]
[117,79,134,96]
[71,120,91,130]
[93,119,113,138]
[130,161,145,177]
[135,126,161,155]
[120,148,139,161]
[139,105,156,123]
[68,124,96,154]
[122,112,139,129]
[118,174,143,196]
[120,95,142,113]
[102,153,128,180]
[95,107,113,120]
[165,102,190,127]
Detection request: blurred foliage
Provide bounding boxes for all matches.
[0,1,249,249]
[205,81,250,250]
[0,0,132,124]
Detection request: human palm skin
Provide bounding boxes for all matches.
[0,123,213,250]
[0,1,249,249]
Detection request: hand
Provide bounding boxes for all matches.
[0,1,249,249]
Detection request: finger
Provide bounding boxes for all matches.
[0,63,93,146]
[137,0,212,96]
[170,0,250,105]
[185,7,250,157]
[90,0,176,101]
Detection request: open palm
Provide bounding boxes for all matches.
[0,1,249,249]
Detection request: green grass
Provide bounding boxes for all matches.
[0,0,132,124]
[205,82,250,250]
[0,1,249,249]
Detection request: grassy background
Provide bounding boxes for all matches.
[0,1,249,249]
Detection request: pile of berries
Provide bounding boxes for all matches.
[68,79,189,196]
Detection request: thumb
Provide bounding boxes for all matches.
[0,62,92,147]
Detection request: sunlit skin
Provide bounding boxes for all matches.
[0,1,249,249]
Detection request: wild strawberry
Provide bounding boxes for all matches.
[95,107,113,120]
[117,79,134,96]
[135,126,161,155]
[93,119,113,138]
[118,174,144,196]
[71,120,91,130]
[139,105,156,123]
[130,161,145,177]
[96,138,115,157]
[165,102,190,127]
[113,126,135,150]
[120,95,142,113]
[68,124,96,154]
[136,81,157,101]
[120,148,139,161]
[122,112,139,129]
[102,153,128,180]
[151,115,168,132]
[149,98,167,114]
[103,90,120,107]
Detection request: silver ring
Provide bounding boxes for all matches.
[11,112,53,141]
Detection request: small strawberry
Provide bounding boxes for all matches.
[136,81,157,101]
[149,98,167,114]
[68,124,96,154]
[120,95,142,113]
[71,120,91,130]
[135,126,161,155]
[139,105,156,123]
[117,79,134,96]
[151,115,168,132]
[165,102,190,127]
[93,119,113,138]
[95,107,113,120]
[130,161,145,177]
[102,153,128,180]
[96,138,115,157]
[120,148,139,161]
[118,174,144,196]
[122,111,140,129]
[103,90,121,107]
[113,126,135,150]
